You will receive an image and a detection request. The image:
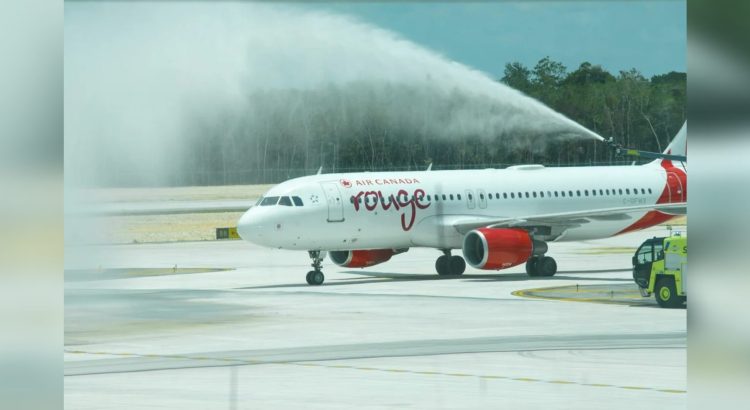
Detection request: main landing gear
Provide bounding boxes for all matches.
[435,250,466,276]
[526,255,557,277]
[306,251,325,286]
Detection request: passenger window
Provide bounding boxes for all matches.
[584,190,589,196]
[547,191,552,198]
[449,194,454,200]
[292,196,304,206]
[278,196,292,206]
[480,193,484,200]
[510,192,515,199]
[648,188,652,194]
[576,190,581,197]
[641,188,646,194]
[554,191,559,197]
[626,189,630,195]
[568,190,573,197]
[468,193,473,200]
[427,195,431,201]
[260,196,279,206]
[518,192,522,199]
[532,192,537,198]
[540,192,544,198]
[503,193,508,199]
[435,195,439,202]
[606,189,610,195]
[496,192,500,199]
[442,194,447,200]
[599,189,603,196]
[592,190,596,196]
[457,194,462,200]
[618,189,623,195]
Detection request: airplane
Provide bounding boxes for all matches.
[238,123,687,285]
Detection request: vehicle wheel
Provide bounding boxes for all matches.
[436,255,451,276]
[305,271,315,285]
[525,257,539,277]
[308,270,325,286]
[449,256,466,275]
[537,256,557,277]
[655,277,682,308]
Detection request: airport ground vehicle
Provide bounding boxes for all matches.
[632,233,687,308]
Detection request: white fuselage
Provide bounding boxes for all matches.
[237,164,685,251]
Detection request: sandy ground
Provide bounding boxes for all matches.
[102,212,244,243]
[77,185,274,203]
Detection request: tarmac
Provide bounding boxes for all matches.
[64,225,686,409]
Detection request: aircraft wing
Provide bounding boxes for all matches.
[451,202,687,235]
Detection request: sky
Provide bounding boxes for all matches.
[305,1,686,79]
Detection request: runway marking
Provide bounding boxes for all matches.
[512,284,653,306]
[65,349,686,394]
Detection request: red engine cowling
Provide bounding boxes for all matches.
[329,249,398,268]
[462,228,536,270]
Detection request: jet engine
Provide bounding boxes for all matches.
[329,249,407,268]
[462,228,546,270]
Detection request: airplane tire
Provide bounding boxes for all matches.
[307,270,324,286]
[537,256,557,277]
[449,256,466,275]
[436,255,451,276]
[525,257,539,277]
[655,277,682,308]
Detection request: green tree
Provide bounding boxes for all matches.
[501,62,532,92]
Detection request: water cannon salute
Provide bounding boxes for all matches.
[65,2,687,408]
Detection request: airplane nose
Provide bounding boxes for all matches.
[237,208,263,243]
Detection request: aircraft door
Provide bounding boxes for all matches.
[321,182,345,222]
[666,172,685,202]
[465,190,475,209]
[477,189,487,209]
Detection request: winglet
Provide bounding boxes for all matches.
[426,163,433,171]
[316,166,323,175]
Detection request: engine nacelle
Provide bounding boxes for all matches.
[329,249,405,268]
[462,228,544,270]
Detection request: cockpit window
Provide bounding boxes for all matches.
[260,196,280,206]
[255,197,264,206]
[292,196,303,206]
[278,196,292,206]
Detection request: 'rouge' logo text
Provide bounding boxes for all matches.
[352,188,430,231]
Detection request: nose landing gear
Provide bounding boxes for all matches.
[306,251,325,285]
[435,250,466,276]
